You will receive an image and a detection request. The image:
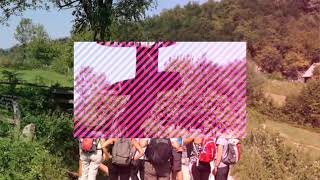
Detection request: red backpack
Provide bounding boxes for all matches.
[81,138,99,153]
[198,138,216,163]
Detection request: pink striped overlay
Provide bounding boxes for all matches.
[74,42,247,138]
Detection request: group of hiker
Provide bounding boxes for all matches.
[78,133,240,180]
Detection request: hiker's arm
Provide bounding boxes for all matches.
[171,139,182,152]
[183,138,194,145]
[100,139,110,160]
[139,138,148,148]
[101,138,116,148]
[132,139,144,160]
[214,144,223,175]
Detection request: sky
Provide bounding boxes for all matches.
[0,0,208,49]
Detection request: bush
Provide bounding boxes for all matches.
[0,138,67,180]
[22,112,78,168]
[0,121,11,137]
[232,127,320,179]
[247,61,266,106]
[284,80,320,127]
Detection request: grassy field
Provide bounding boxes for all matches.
[265,119,320,159]
[263,79,304,97]
[262,78,305,107]
[0,67,73,87]
[248,107,320,159]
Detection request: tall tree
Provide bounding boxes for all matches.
[0,0,49,24]
[14,18,48,45]
[14,18,49,65]
[55,0,157,40]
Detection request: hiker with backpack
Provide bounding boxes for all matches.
[102,138,144,180]
[214,133,240,180]
[140,138,180,180]
[171,138,184,180]
[184,137,216,180]
[78,137,107,180]
[130,138,148,180]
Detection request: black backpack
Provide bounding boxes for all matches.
[145,138,173,165]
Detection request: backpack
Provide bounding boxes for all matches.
[80,138,100,153]
[198,138,216,163]
[221,138,241,165]
[112,138,134,166]
[193,138,216,163]
[145,138,173,165]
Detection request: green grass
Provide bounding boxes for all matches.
[263,79,304,97]
[264,119,320,159]
[248,107,320,159]
[0,67,73,87]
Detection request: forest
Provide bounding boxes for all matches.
[0,0,319,179]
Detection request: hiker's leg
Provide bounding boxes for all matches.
[172,151,182,180]
[99,163,109,176]
[139,160,145,180]
[79,153,90,180]
[130,160,140,180]
[87,151,103,180]
[191,163,201,180]
[198,163,210,180]
[158,175,171,180]
[215,166,229,180]
[176,170,183,180]
[119,166,131,180]
[108,163,119,180]
[171,171,177,180]
[144,161,157,180]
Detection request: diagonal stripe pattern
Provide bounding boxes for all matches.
[74,42,247,138]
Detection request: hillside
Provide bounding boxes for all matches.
[0,67,73,87]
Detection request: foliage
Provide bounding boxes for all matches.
[22,112,78,168]
[284,79,320,127]
[0,1,49,24]
[0,137,67,180]
[14,18,48,45]
[17,86,49,114]
[0,70,23,93]
[313,65,320,78]
[25,38,58,68]
[255,46,283,73]
[0,121,11,137]
[56,0,157,40]
[232,127,320,180]
[282,51,308,78]
[246,61,266,106]
[125,0,319,78]
[0,67,73,87]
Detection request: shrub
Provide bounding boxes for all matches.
[232,127,320,179]
[0,121,11,137]
[284,80,320,127]
[247,61,266,106]
[22,112,78,168]
[0,138,67,180]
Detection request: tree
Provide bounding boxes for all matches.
[56,0,157,40]
[282,51,308,79]
[256,46,283,73]
[26,38,57,67]
[14,18,35,45]
[14,18,49,65]
[313,65,320,79]
[1,70,22,93]
[0,1,49,24]
[14,18,48,45]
